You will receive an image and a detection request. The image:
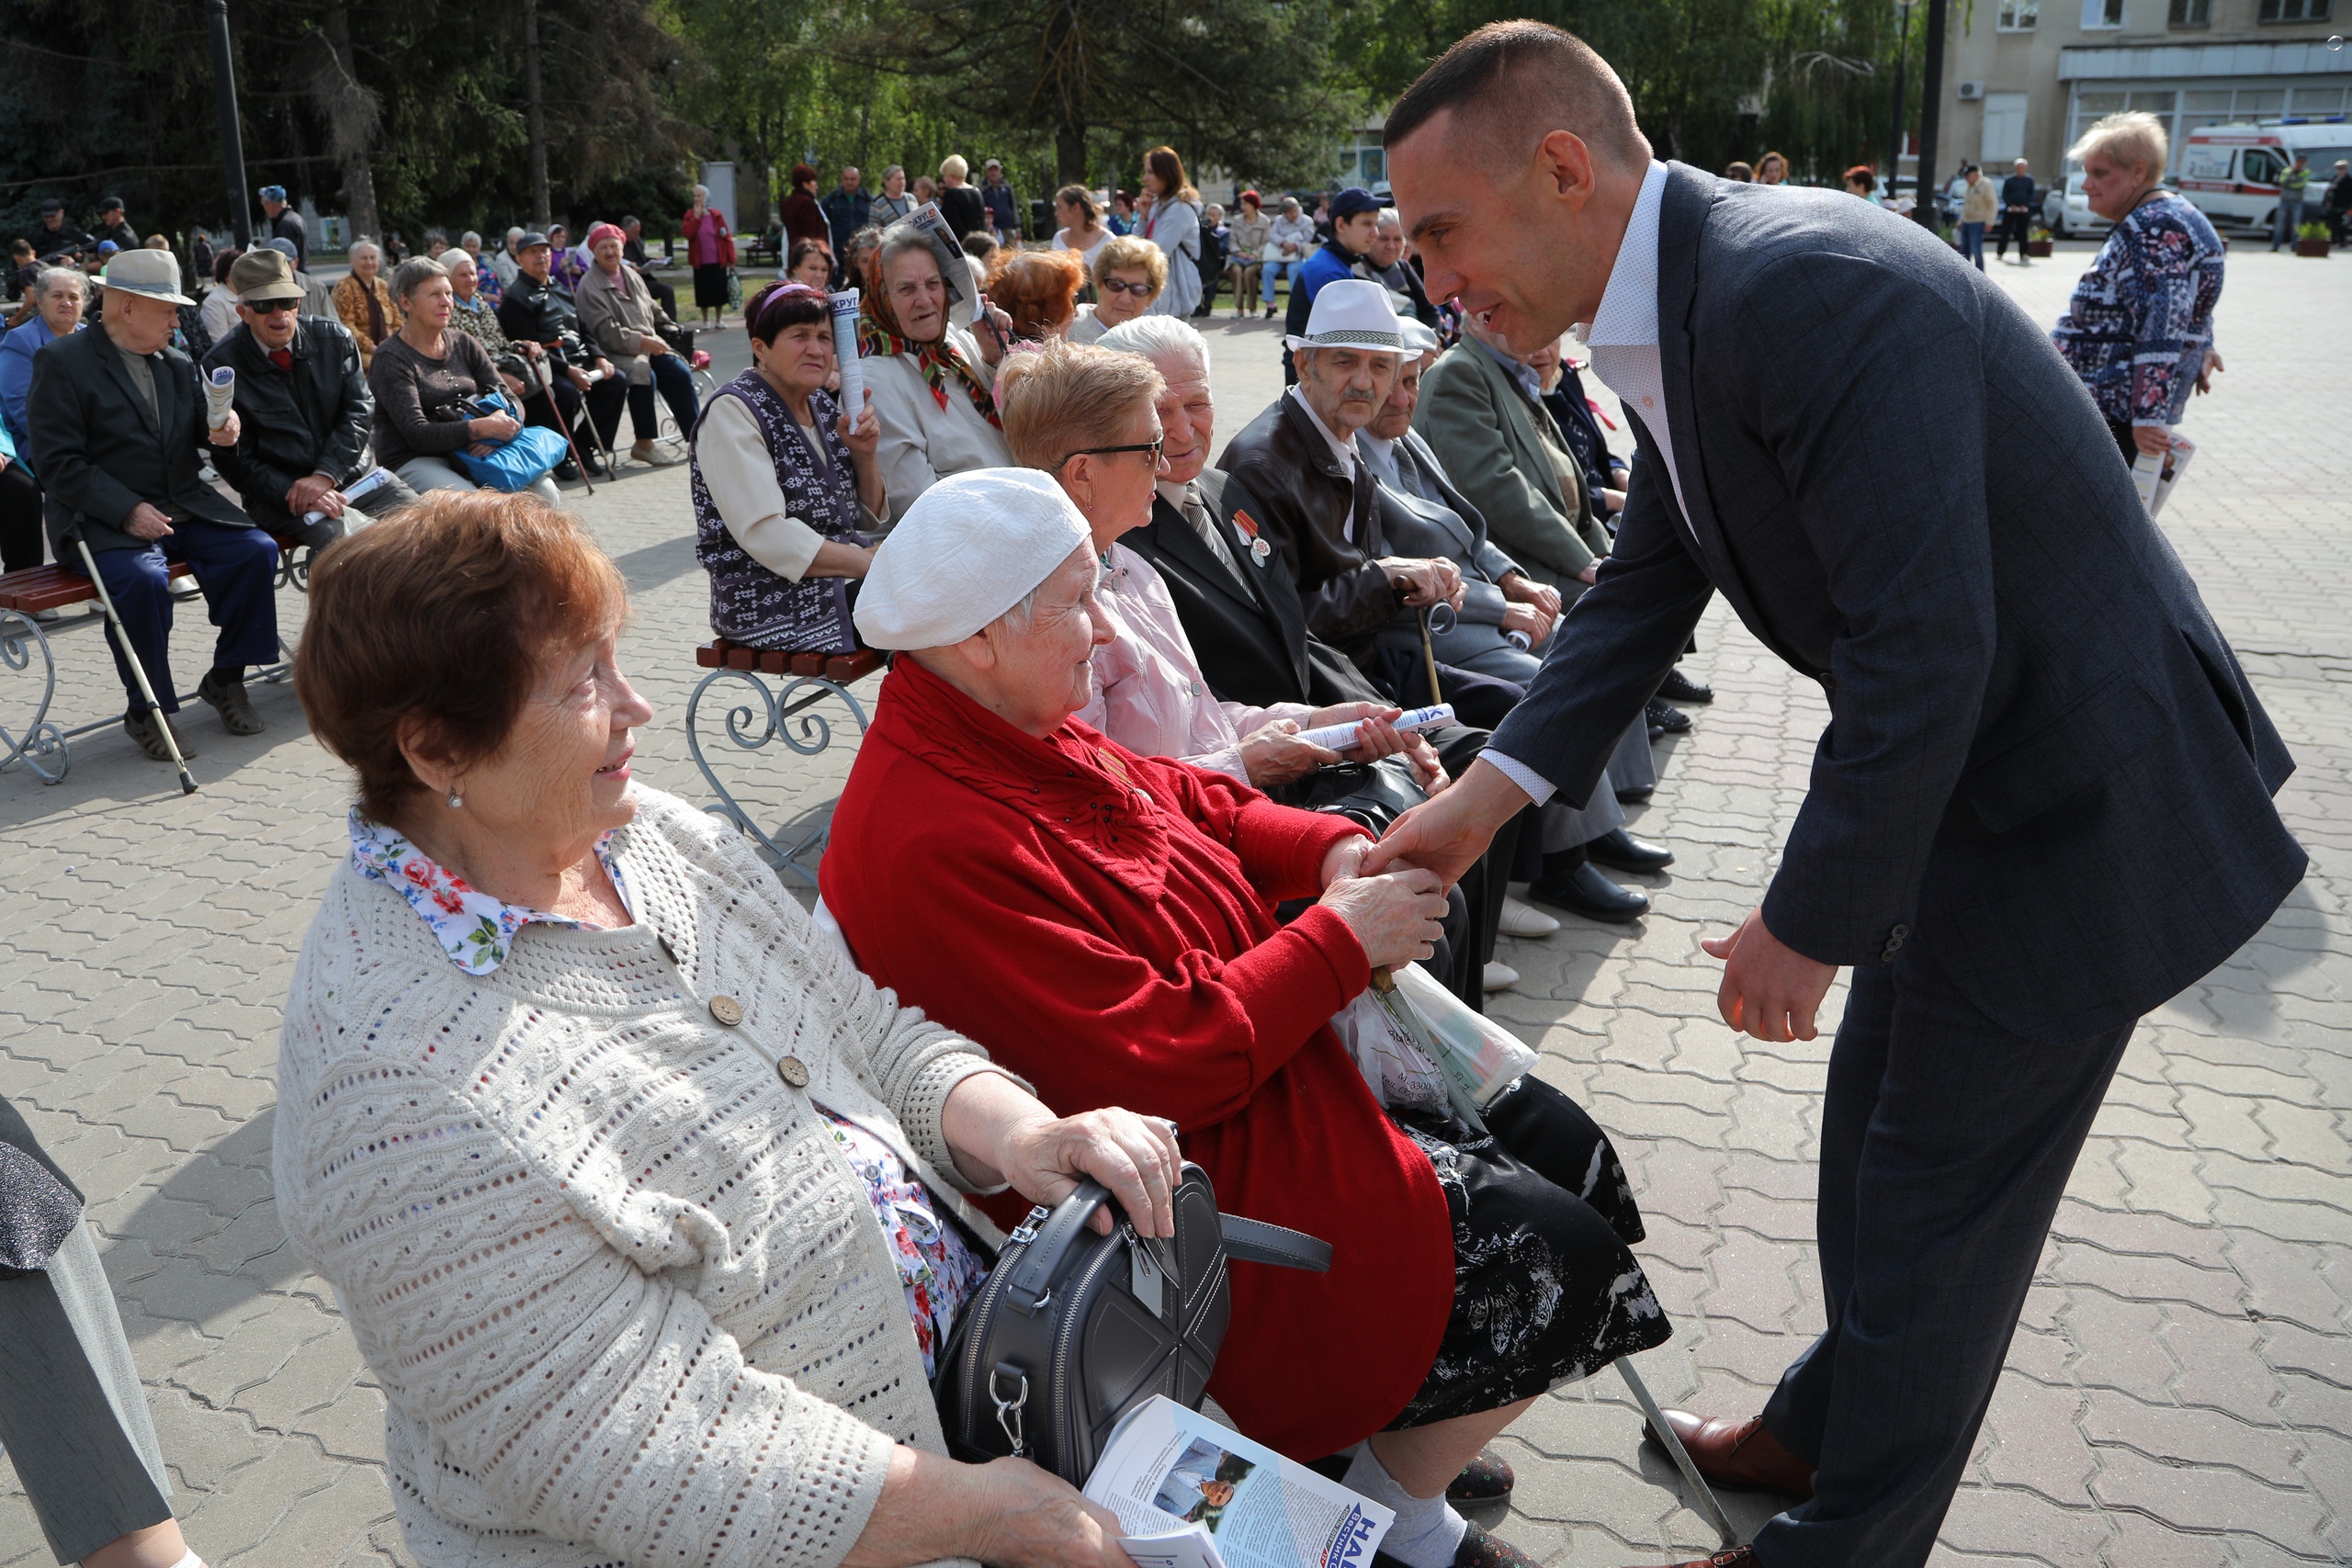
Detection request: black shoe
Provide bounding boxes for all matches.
[1446,1449,1515,1507]
[196,669,264,735]
[1659,667,1713,704]
[1617,784,1655,804]
[1526,861,1650,922]
[1588,826,1674,873]
[555,457,582,482]
[1648,698,1692,734]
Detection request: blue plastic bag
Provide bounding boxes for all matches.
[454,394,568,492]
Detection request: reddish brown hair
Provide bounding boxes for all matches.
[985,248,1087,341]
[294,491,628,821]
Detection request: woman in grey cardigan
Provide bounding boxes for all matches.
[276,491,1180,1568]
[575,221,700,467]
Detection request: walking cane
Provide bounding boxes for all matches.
[1617,1361,1739,1549]
[73,533,197,795]
[535,357,595,496]
[1418,606,1442,708]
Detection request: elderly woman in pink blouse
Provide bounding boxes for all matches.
[997,339,1445,793]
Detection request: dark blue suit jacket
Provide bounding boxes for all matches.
[1492,164,2302,1042]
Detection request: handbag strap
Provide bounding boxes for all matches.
[1219,1213,1331,1272]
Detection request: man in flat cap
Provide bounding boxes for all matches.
[204,248,415,548]
[27,249,280,760]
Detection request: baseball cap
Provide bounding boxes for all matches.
[1330,187,1382,220]
[258,184,288,202]
[264,236,300,262]
[515,231,552,251]
[37,198,62,215]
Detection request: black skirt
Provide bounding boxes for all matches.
[694,261,730,310]
[1385,1076,1671,1429]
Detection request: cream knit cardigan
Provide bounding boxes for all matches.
[274,788,1013,1568]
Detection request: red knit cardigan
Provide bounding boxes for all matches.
[822,660,1453,1460]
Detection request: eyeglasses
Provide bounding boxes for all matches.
[1059,436,1165,470]
[244,298,300,315]
[1099,276,1156,298]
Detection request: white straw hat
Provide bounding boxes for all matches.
[854,468,1093,650]
[1283,277,1416,356]
[99,248,195,309]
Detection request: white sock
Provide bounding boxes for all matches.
[1341,1441,1468,1568]
[166,1552,205,1568]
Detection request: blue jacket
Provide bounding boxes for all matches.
[0,315,68,453]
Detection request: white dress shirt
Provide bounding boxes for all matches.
[1485,159,1683,809]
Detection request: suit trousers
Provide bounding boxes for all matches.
[0,1223,175,1563]
[89,521,280,716]
[1753,931,2135,1568]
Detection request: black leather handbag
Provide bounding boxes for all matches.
[935,1163,1329,1484]
[1274,754,1429,837]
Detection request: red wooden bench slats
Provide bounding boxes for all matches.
[0,561,196,614]
[695,639,882,686]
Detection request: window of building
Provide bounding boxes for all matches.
[1998,0,2039,28]
[2081,0,2125,24]
[2167,0,2211,26]
[2257,0,2333,20]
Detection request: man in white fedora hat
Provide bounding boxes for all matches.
[26,247,281,761]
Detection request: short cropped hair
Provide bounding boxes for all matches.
[2069,110,2168,180]
[998,340,1166,471]
[390,254,448,305]
[296,492,628,821]
[1383,20,1647,172]
[986,248,1087,341]
[1092,234,1167,295]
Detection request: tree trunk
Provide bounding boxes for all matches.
[523,0,551,229]
[316,0,380,239]
[1056,118,1087,187]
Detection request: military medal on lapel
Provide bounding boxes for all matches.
[1233,508,1273,567]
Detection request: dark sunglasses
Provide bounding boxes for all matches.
[1098,276,1156,297]
[1059,436,1165,470]
[244,298,300,315]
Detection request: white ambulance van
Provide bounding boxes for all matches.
[2178,118,2352,234]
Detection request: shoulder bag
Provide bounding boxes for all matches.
[935,1162,1329,1484]
[453,390,568,492]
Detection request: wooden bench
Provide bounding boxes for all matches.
[0,541,302,786]
[686,640,885,886]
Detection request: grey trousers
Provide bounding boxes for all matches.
[0,1223,174,1563]
[1753,933,2135,1567]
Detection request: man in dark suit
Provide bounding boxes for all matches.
[1374,24,2302,1568]
[27,250,279,761]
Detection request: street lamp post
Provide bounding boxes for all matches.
[1914,0,1951,230]
[1889,0,1917,211]
[203,0,254,247]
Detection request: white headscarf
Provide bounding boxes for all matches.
[854,469,1091,650]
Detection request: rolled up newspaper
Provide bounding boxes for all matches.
[301,465,394,527]
[828,288,865,419]
[1294,703,1453,752]
[204,366,236,430]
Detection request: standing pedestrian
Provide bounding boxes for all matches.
[978,158,1023,240]
[820,166,872,254]
[872,164,915,225]
[2271,152,2312,251]
[680,185,735,328]
[2324,158,2352,244]
[1997,157,2035,262]
[258,185,306,267]
[935,155,988,240]
[1958,164,1995,269]
[1376,24,2301,1568]
[1135,146,1203,318]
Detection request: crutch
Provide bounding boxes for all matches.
[533,356,596,495]
[1618,1361,1739,1550]
[72,532,197,795]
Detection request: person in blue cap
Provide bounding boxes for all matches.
[258,184,307,268]
[1281,186,1385,383]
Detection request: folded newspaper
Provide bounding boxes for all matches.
[2131,434,2195,518]
[1084,1397,1392,1568]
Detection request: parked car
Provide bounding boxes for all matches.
[2045,167,2116,241]
[2177,118,2352,235]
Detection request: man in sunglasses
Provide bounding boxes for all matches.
[203,248,415,547]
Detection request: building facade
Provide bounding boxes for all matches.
[1940,0,2346,179]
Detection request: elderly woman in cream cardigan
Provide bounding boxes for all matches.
[273,490,1178,1568]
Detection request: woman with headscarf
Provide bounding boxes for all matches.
[857,223,1013,522]
[692,281,882,652]
[680,186,734,328]
[1134,146,1203,319]
[576,220,701,467]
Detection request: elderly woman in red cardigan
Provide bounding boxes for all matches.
[822,468,1669,1568]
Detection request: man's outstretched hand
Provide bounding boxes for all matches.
[1360,757,1532,889]
[1701,907,1839,1043]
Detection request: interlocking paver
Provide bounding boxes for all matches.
[3,251,2346,1566]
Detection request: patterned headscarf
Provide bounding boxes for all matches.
[855,245,1001,430]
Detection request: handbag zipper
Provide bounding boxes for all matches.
[958,1213,1037,1450]
[1046,1238,1125,1475]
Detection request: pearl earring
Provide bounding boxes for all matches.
[447,789,463,808]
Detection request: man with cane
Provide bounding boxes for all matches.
[27,249,281,765]
[1367,23,2301,1568]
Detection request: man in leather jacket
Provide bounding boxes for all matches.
[203,249,415,546]
[496,231,623,453]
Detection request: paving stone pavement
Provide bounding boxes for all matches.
[0,249,2344,1567]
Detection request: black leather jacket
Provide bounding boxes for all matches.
[203,318,375,525]
[497,271,595,372]
[1216,391,1402,663]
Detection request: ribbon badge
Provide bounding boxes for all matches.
[1232,508,1273,568]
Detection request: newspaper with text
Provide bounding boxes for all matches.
[1083,1397,1393,1568]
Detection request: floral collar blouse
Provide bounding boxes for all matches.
[2051,191,2223,430]
[345,809,985,1376]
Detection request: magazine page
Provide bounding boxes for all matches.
[2150,434,2195,518]
[1083,1396,1393,1568]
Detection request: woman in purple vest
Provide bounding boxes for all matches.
[690,282,885,652]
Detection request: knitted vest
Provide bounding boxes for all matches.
[692,370,865,652]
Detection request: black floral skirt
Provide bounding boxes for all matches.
[1385,1076,1671,1429]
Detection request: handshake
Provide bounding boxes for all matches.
[1316,835,1449,972]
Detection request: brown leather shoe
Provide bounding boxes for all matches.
[1646,1410,1815,1500]
[1632,1549,1757,1568]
